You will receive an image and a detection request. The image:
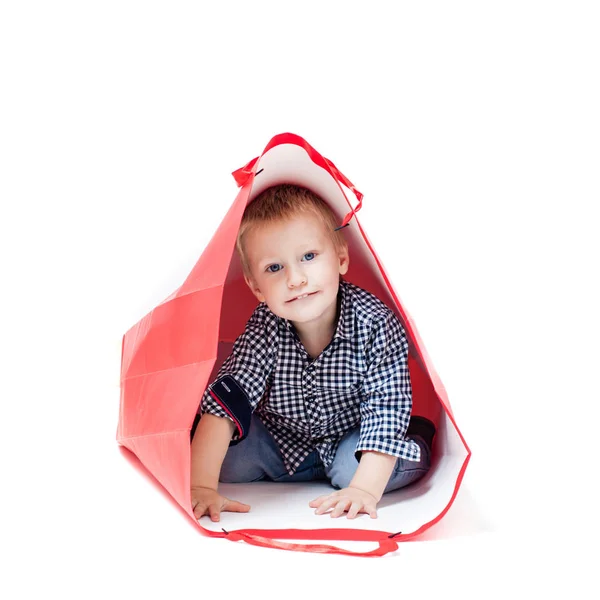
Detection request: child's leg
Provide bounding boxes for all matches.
[219,413,326,484]
[324,419,433,494]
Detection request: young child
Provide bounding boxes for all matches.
[190,184,435,522]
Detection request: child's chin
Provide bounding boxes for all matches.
[285,305,323,323]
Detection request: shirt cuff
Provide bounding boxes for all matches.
[200,375,254,445]
[354,436,422,463]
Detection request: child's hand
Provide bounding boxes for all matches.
[191,486,251,522]
[309,487,378,519]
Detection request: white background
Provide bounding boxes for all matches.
[1,1,599,598]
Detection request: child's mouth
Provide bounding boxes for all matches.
[288,291,318,303]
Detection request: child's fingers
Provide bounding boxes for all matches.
[224,499,251,513]
[192,503,208,520]
[207,503,222,522]
[330,499,351,518]
[346,502,363,520]
[314,496,341,515]
[308,495,330,507]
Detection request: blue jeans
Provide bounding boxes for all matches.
[219,414,431,494]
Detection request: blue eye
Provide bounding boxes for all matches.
[303,252,316,261]
[266,264,282,273]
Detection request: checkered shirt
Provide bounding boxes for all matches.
[200,279,420,476]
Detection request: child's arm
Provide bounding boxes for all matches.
[190,413,235,490]
[190,414,250,521]
[348,451,397,501]
[190,306,277,521]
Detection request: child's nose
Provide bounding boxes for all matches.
[287,266,307,287]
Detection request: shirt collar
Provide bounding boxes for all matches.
[281,279,354,341]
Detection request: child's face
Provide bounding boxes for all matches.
[243,212,349,330]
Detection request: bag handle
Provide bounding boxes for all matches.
[323,157,363,230]
[231,157,259,187]
[231,153,364,231]
[223,530,399,557]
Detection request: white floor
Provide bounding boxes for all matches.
[2,3,599,598]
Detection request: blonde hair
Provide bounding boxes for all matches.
[236,184,348,277]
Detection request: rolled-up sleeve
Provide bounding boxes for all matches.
[200,304,277,443]
[355,311,421,462]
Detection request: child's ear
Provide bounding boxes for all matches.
[244,274,266,303]
[338,247,350,275]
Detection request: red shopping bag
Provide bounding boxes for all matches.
[117,132,471,557]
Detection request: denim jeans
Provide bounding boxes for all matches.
[219,413,431,494]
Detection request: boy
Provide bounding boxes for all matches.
[190,184,434,522]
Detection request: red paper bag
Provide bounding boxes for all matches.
[118,133,471,557]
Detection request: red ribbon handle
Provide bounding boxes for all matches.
[231,157,259,188]
[225,531,398,557]
[231,149,364,231]
[323,157,363,230]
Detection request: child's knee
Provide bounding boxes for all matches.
[326,427,361,489]
[326,451,357,490]
[328,470,353,490]
[219,451,265,483]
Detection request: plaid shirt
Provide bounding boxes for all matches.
[200,279,420,476]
